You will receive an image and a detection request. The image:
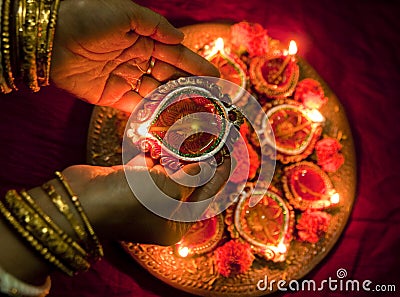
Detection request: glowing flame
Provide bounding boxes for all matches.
[178,246,189,258]
[215,37,225,52]
[306,109,325,123]
[330,192,340,204]
[277,243,287,254]
[288,40,298,55]
[205,37,225,59]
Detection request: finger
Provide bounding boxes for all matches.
[98,74,132,106]
[103,73,160,111]
[149,165,195,200]
[111,90,142,113]
[169,162,215,188]
[153,42,220,77]
[135,75,161,97]
[188,157,231,202]
[150,59,190,82]
[126,154,155,168]
[118,36,153,63]
[98,59,145,107]
[130,4,184,44]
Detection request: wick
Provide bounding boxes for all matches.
[275,122,311,138]
[270,54,293,82]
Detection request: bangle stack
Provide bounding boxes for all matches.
[55,171,104,261]
[0,0,60,93]
[0,172,103,292]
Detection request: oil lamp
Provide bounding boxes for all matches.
[125,77,244,169]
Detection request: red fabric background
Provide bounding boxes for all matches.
[1,0,399,296]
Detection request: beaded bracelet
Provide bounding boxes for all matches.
[2,190,91,275]
[1,0,17,90]
[0,0,12,93]
[55,171,104,261]
[0,265,51,297]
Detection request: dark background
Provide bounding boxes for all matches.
[0,0,399,296]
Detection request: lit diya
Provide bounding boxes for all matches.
[249,40,299,99]
[260,101,324,163]
[282,161,339,211]
[226,188,294,262]
[175,214,224,257]
[126,77,243,169]
[204,38,247,104]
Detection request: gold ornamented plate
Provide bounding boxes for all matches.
[87,23,356,296]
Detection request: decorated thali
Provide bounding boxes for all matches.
[87,23,356,296]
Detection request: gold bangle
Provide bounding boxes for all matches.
[55,171,104,261]
[0,197,75,276]
[14,0,25,76]
[3,190,91,275]
[20,190,88,258]
[1,0,17,90]
[39,0,60,87]
[36,0,53,86]
[41,183,87,243]
[20,0,40,91]
[0,63,12,93]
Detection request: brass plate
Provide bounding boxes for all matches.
[87,23,356,296]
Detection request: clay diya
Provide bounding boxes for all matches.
[226,187,294,262]
[260,101,324,163]
[204,38,247,104]
[175,214,224,257]
[249,41,299,99]
[282,161,339,211]
[126,77,243,169]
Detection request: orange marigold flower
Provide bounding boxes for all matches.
[294,78,328,109]
[214,240,254,277]
[296,210,331,243]
[315,137,345,172]
[230,22,269,57]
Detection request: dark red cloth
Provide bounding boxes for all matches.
[1,0,399,296]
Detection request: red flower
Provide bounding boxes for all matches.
[296,210,331,243]
[230,22,269,57]
[230,123,260,183]
[294,78,328,109]
[315,138,345,172]
[214,240,254,277]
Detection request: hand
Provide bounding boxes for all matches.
[62,156,231,246]
[50,0,219,112]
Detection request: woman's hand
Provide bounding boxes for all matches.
[62,156,231,246]
[50,0,219,112]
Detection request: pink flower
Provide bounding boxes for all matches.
[315,138,345,172]
[214,240,254,277]
[296,210,331,243]
[294,78,328,109]
[230,22,269,57]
